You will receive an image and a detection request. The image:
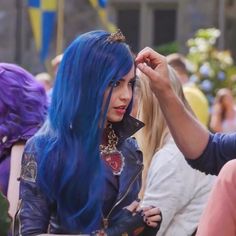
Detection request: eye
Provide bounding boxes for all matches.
[109,80,120,87]
[129,78,136,86]
[113,81,121,87]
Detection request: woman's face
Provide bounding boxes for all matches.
[103,65,135,124]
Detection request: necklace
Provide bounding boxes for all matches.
[100,124,125,175]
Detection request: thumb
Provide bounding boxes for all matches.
[137,63,158,81]
[125,200,140,212]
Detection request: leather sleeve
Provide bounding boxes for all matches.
[104,209,145,236]
[14,149,51,236]
[102,208,161,236]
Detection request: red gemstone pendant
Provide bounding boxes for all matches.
[101,150,125,175]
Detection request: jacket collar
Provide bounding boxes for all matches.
[111,115,144,142]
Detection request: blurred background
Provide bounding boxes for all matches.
[1,0,236,70]
[2,0,236,110]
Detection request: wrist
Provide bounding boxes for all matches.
[154,85,176,103]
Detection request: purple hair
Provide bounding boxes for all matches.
[0,63,48,157]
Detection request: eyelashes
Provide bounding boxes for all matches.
[109,80,120,87]
[108,77,136,88]
[130,78,137,86]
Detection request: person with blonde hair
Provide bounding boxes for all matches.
[51,54,63,75]
[210,88,236,133]
[134,67,215,236]
[35,72,53,92]
[166,53,209,127]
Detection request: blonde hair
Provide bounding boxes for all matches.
[214,88,234,120]
[135,66,193,198]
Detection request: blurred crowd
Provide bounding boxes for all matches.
[1,29,236,236]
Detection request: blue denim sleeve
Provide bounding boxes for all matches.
[186,133,236,175]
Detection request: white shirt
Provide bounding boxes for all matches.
[141,137,216,236]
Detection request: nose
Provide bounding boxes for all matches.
[120,85,132,102]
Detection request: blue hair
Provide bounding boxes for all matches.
[36,30,134,233]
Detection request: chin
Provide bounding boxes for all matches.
[108,116,124,123]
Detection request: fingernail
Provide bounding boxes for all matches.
[138,63,144,69]
[136,209,143,213]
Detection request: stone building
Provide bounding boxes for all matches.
[0,0,104,73]
[109,0,236,55]
[0,0,236,73]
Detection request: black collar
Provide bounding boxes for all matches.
[111,115,144,142]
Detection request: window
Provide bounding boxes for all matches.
[153,9,177,46]
[116,9,140,53]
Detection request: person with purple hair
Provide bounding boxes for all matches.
[0,63,48,218]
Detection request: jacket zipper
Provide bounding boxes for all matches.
[102,164,143,228]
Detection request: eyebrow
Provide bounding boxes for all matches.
[119,76,137,82]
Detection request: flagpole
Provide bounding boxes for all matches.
[56,0,64,56]
[15,0,23,64]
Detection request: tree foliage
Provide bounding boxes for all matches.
[186,28,236,104]
[0,192,11,236]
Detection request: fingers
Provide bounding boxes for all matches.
[144,217,162,228]
[141,206,162,228]
[135,47,170,94]
[143,206,161,216]
[135,47,165,68]
[125,200,140,212]
[144,212,162,224]
[136,63,159,81]
[145,214,162,223]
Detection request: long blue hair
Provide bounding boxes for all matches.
[36,30,134,233]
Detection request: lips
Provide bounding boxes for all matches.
[114,105,127,115]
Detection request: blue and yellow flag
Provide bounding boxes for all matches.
[27,0,57,61]
[89,0,117,33]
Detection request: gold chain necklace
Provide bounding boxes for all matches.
[100,125,118,154]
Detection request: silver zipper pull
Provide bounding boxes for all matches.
[103,218,109,229]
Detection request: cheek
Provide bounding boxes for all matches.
[103,90,117,115]
[102,88,112,109]
[102,93,107,109]
[130,87,133,97]
[107,93,116,110]
[128,87,133,101]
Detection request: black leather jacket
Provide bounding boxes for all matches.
[14,115,144,235]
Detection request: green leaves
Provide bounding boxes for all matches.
[154,41,179,56]
[186,28,236,104]
[0,192,12,236]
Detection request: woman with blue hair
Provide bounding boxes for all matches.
[14,30,161,235]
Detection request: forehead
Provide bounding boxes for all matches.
[122,64,135,80]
